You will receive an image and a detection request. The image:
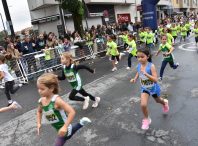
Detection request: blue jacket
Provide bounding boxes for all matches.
[36,38,46,51]
[21,41,35,54]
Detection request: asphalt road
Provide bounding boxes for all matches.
[0,34,198,146]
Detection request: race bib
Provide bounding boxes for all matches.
[172,30,176,32]
[195,32,198,35]
[147,36,151,40]
[43,110,59,124]
[109,45,113,50]
[65,72,76,82]
[163,53,170,58]
[182,30,185,32]
[140,77,154,88]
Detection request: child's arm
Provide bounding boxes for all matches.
[74,65,94,73]
[165,47,174,55]
[0,71,4,81]
[155,49,161,56]
[55,97,75,137]
[56,69,66,80]
[115,47,118,56]
[141,64,158,83]
[37,104,42,136]
[130,71,139,83]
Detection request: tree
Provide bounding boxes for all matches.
[0,30,8,39]
[55,0,84,37]
[29,29,34,35]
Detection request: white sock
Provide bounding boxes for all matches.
[8,100,12,104]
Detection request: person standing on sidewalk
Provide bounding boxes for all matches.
[55,52,100,109]
[36,34,46,70]
[130,48,169,130]
[0,54,23,106]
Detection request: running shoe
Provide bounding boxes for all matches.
[80,117,91,126]
[126,67,131,70]
[142,118,151,130]
[184,39,186,42]
[158,77,162,81]
[163,99,169,114]
[36,73,41,76]
[12,101,22,110]
[111,67,117,72]
[92,97,100,108]
[83,96,90,110]
[115,61,118,64]
[30,75,34,78]
[0,84,4,89]
[175,63,179,69]
[18,83,23,87]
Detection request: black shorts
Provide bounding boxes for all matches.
[143,90,158,98]
[111,55,120,61]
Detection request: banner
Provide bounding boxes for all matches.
[141,0,160,29]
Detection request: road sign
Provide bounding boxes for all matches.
[103,10,108,18]
[137,5,142,11]
[6,21,11,35]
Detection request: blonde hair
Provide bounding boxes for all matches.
[37,73,60,95]
[7,44,14,54]
[62,52,74,64]
[21,29,26,35]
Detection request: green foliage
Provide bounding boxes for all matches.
[0,30,8,39]
[29,29,34,35]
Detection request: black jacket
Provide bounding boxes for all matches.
[106,29,113,35]
[4,42,10,51]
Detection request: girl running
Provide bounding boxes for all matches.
[180,23,187,44]
[176,23,181,37]
[126,34,137,69]
[130,48,169,130]
[138,28,145,47]
[192,24,198,46]
[108,35,125,72]
[121,31,129,50]
[56,52,100,109]
[170,23,177,45]
[0,54,23,106]
[37,73,91,146]
[145,27,155,53]
[0,101,21,113]
[185,20,191,37]
[162,27,174,46]
[155,34,179,81]
[158,25,163,36]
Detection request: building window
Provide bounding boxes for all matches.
[176,0,178,4]
[187,0,189,5]
[184,0,186,3]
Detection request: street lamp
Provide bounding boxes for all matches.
[0,13,7,37]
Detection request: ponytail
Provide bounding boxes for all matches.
[0,54,12,63]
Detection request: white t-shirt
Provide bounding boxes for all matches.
[0,64,14,82]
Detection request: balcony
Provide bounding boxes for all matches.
[157,0,172,6]
[190,0,198,8]
[27,0,59,11]
[84,0,134,4]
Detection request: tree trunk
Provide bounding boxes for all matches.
[71,11,84,38]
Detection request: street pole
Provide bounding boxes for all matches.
[1,0,15,39]
[0,13,7,37]
[135,0,138,22]
[59,5,66,36]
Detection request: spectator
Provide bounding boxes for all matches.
[106,26,113,35]
[21,35,40,78]
[20,29,26,43]
[64,29,72,40]
[117,25,122,34]
[101,26,106,36]
[46,33,58,68]
[122,23,128,31]
[133,23,138,32]
[14,36,22,54]
[36,34,46,51]
[43,31,47,40]
[4,37,12,52]
[91,25,96,31]
[84,27,88,32]
[30,34,36,51]
[136,21,140,31]
[95,25,103,38]
[128,22,133,32]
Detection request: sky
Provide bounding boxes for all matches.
[0,0,31,32]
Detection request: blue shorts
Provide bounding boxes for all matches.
[143,90,160,98]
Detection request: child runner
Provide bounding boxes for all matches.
[0,101,21,113]
[180,23,187,44]
[37,73,91,146]
[155,34,179,81]
[55,52,100,109]
[192,24,198,46]
[121,31,129,50]
[130,48,169,130]
[158,25,163,36]
[185,20,191,37]
[108,35,125,71]
[162,27,174,46]
[0,54,23,106]
[145,27,155,53]
[126,34,137,69]
[170,23,177,45]
[44,46,52,73]
[138,28,145,47]
[176,23,181,38]
[64,38,71,52]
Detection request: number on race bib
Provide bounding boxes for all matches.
[43,110,60,124]
[65,72,76,82]
[140,77,154,88]
[163,53,170,58]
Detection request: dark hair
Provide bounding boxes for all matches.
[160,34,168,40]
[4,36,9,40]
[137,48,152,62]
[0,54,12,63]
[128,34,136,41]
[89,29,94,38]
[15,36,20,39]
[163,27,172,33]
[109,34,117,40]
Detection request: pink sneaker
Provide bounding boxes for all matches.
[141,118,151,130]
[163,99,169,114]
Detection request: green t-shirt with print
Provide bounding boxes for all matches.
[193,29,198,37]
[185,24,191,31]
[128,40,137,56]
[108,41,119,56]
[159,28,163,34]
[171,27,177,36]
[176,26,181,32]
[181,27,187,36]
[44,50,51,60]
[167,33,173,46]
[159,43,174,63]
[121,34,129,44]
[145,33,154,44]
[139,32,145,42]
